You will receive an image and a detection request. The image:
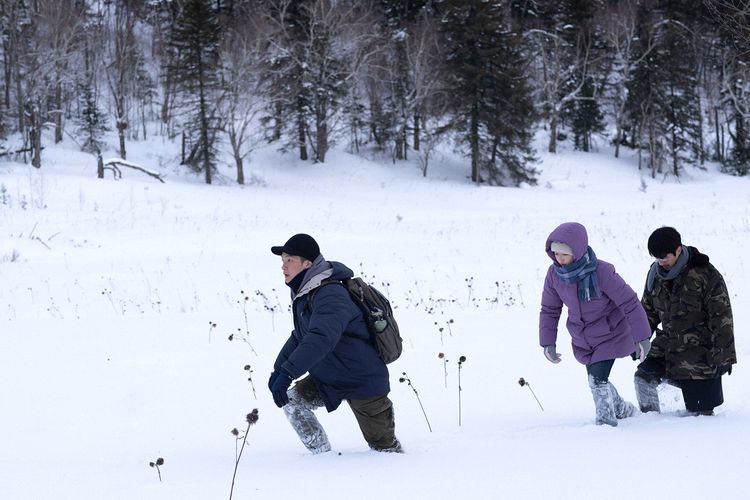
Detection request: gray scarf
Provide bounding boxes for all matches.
[292,254,333,301]
[646,245,689,292]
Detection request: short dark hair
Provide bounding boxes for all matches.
[647,227,682,258]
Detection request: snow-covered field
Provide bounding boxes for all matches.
[1,134,747,499]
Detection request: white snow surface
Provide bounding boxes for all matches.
[1,133,748,500]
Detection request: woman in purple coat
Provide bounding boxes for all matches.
[539,222,652,426]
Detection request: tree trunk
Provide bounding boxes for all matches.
[235,154,245,185]
[614,122,621,158]
[2,39,10,109]
[161,71,172,127]
[413,111,420,152]
[714,107,721,162]
[297,98,308,161]
[31,106,42,168]
[548,114,558,153]
[199,75,212,184]
[97,154,104,179]
[118,124,127,159]
[114,89,127,158]
[181,131,186,164]
[696,93,704,166]
[54,77,63,143]
[273,100,282,142]
[394,129,404,161]
[470,100,480,183]
[15,66,24,134]
[316,101,328,162]
[671,127,678,177]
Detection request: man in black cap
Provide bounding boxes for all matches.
[635,227,736,415]
[268,234,402,453]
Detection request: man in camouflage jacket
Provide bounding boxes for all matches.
[635,227,736,415]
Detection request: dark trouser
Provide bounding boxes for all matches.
[635,356,724,412]
[586,359,615,384]
[286,375,399,452]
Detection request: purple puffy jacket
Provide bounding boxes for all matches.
[539,222,651,365]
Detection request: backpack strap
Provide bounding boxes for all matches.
[304,278,345,313]
[305,279,370,341]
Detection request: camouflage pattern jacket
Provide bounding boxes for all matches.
[641,246,736,380]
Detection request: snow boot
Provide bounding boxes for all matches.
[588,376,617,427]
[634,374,660,413]
[610,384,636,419]
[283,386,332,454]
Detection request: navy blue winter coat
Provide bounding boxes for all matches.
[273,257,390,411]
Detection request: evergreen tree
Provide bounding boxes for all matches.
[75,9,108,158]
[724,75,750,175]
[439,0,537,185]
[103,0,150,159]
[625,0,668,175]
[263,0,373,163]
[570,77,606,151]
[261,0,312,160]
[627,0,703,177]
[167,0,222,184]
[76,78,108,154]
[558,0,607,152]
[660,19,703,175]
[377,0,431,159]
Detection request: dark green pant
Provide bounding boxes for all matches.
[348,394,398,450]
[291,376,398,451]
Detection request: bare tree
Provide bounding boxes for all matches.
[10,0,85,167]
[599,1,660,158]
[526,24,599,153]
[102,0,147,159]
[404,11,446,175]
[218,13,267,184]
[265,0,380,162]
[705,0,750,58]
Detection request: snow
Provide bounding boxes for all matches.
[1,133,748,500]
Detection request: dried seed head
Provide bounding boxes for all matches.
[518,378,526,387]
[156,458,164,466]
[246,408,259,425]
[149,462,155,467]
[244,365,251,371]
[399,377,406,383]
[231,428,239,436]
[459,355,467,363]
[438,352,444,359]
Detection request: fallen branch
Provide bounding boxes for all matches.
[0,146,38,157]
[103,158,165,183]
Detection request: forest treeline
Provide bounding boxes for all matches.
[1,0,749,185]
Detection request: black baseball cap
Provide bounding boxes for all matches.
[271,234,320,262]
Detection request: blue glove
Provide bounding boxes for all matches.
[268,371,279,392]
[543,345,561,364]
[270,370,294,408]
[631,339,651,362]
